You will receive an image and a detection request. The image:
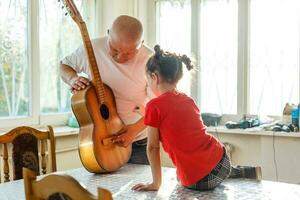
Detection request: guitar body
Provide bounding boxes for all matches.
[71,84,132,173]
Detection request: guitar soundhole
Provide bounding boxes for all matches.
[100,104,110,120]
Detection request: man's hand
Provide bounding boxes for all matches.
[69,76,90,94]
[112,124,139,147]
[132,182,160,191]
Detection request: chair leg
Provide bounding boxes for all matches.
[23,168,37,200]
[98,188,113,200]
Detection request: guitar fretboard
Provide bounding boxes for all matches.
[79,22,106,103]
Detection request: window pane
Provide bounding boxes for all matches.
[39,0,91,113]
[199,0,238,114]
[156,0,191,95]
[0,1,29,117]
[250,0,300,115]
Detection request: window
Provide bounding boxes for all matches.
[154,0,300,117]
[199,0,238,114]
[0,0,29,118]
[39,0,90,113]
[0,0,95,126]
[249,0,300,115]
[155,0,192,95]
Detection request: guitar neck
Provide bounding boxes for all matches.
[78,22,106,102]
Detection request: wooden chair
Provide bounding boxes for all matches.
[23,168,113,200]
[0,126,56,182]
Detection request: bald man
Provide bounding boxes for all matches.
[60,15,152,165]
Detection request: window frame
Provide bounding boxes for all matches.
[151,0,300,119]
[0,0,96,128]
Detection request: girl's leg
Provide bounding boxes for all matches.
[187,148,231,191]
[229,165,262,180]
[223,142,262,180]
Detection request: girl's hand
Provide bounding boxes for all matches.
[112,124,136,147]
[132,182,160,191]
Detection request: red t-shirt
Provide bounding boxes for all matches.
[144,92,224,186]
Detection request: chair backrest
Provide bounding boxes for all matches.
[23,168,113,200]
[0,126,56,182]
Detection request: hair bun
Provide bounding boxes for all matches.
[154,45,163,58]
[180,55,193,71]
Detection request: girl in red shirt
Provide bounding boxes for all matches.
[132,45,261,191]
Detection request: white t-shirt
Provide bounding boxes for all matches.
[61,36,153,141]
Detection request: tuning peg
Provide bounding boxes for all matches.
[61,6,64,9]
[65,13,68,16]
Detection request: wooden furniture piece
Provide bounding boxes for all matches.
[23,168,113,200]
[60,0,131,173]
[0,126,56,182]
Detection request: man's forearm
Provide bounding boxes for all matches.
[60,64,78,85]
[133,117,146,137]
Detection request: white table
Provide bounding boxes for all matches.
[1,164,300,200]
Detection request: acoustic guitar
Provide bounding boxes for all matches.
[60,0,131,173]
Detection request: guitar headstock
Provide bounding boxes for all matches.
[58,0,83,24]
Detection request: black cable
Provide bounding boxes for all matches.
[272,131,278,181]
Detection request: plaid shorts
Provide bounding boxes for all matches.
[187,148,231,191]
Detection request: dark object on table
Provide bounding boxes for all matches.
[272,125,282,132]
[225,118,260,129]
[271,123,291,132]
[201,113,222,127]
[281,125,291,132]
[239,118,260,129]
[288,123,298,132]
[225,121,240,129]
